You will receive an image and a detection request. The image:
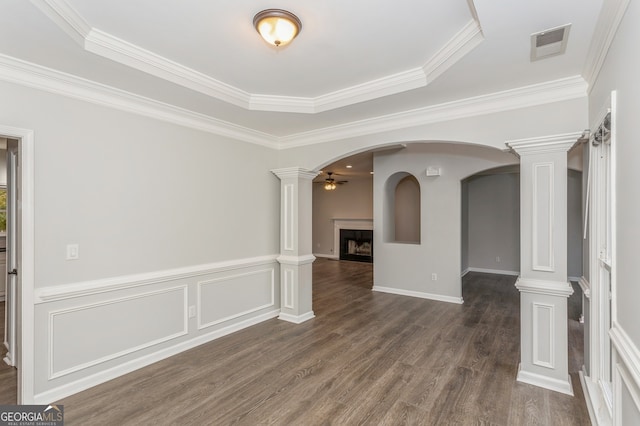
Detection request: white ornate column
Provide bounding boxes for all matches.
[506,133,582,395]
[271,167,318,323]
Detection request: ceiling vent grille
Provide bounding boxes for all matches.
[530,24,571,61]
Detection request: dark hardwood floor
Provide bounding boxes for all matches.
[54,259,589,425]
[0,300,18,404]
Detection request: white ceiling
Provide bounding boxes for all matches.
[0,0,603,141]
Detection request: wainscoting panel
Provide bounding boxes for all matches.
[532,302,555,368]
[33,255,280,404]
[532,162,555,272]
[198,268,275,329]
[49,286,188,379]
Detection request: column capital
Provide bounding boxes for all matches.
[515,277,575,298]
[271,167,319,180]
[505,132,583,157]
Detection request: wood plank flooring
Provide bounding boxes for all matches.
[55,259,590,425]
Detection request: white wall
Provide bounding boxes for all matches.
[588,0,640,423]
[373,143,518,302]
[0,80,281,401]
[312,178,373,257]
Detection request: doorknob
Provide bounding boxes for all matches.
[7,269,17,276]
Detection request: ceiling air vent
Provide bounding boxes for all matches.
[530,24,571,61]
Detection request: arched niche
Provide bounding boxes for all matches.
[384,172,421,244]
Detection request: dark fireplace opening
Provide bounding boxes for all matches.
[339,229,373,263]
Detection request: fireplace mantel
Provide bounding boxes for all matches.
[333,219,373,259]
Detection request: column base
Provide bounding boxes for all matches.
[517,363,574,396]
[278,311,315,324]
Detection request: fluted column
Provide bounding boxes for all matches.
[506,133,582,395]
[271,167,318,323]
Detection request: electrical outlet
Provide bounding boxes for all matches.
[496,256,501,263]
[431,273,437,281]
[188,305,196,318]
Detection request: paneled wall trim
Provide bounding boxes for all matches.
[34,255,278,303]
[33,255,280,404]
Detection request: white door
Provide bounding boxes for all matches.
[3,138,18,367]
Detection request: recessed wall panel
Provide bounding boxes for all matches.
[198,268,275,329]
[532,162,555,271]
[49,286,187,378]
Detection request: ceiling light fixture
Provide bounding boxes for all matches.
[253,9,302,47]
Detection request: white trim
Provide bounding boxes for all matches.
[582,0,632,90]
[0,54,278,149]
[615,361,640,426]
[313,253,339,260]
[610,323,640,395]
[578,276,591,299]
[568,276,581,283]
[372,286,463,304]
[32,309,280,405]
[283,269,294,310]
[506,132,582,156]
[461,268,470,277]
[276,254,316,266]
[34,254,279,303]
[514,277,574,297]
[0,124,35,404]
[48,286,189,380]
[516,364,574,396]
[0,52,588,150]
[532,162,555,272]
[196,268,276,330]
[283,184,294,251]
[532,302,555,369]
[333,219,373,260]
[278,311,315,324]
[33,0,483,114]
[281,77,587,148]
[580,368,613,426]
[464,267,520,276]
[423,19,484,83]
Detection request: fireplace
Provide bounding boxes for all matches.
[339,229,373,263]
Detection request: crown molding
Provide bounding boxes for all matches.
[0,52,587,152]
[506,132,584,156]
[30,0,90,45]
[582,0,631,91]
[33,0,484,114]
[278,75,588,148]
[0,54,279,148]
[423,18,484,82]
[83,28,251,109]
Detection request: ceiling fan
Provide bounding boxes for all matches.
[316,172,348,190]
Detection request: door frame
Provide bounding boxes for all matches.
[0,124,34,404]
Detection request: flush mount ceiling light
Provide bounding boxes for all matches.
[253,9,302,47]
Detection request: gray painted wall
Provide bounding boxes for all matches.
[312,178,373,257]
[463,169,582,278]
[373,143,518,300]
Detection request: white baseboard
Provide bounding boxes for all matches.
[465,267,520,276]
[33,309,280,404]
[516,364,574,396]
[372,286,463,304]
[568,276,581,283]
[278,311,315,324]
[313,253,339,260]
[461,268,470,277]
[580,368,612,426]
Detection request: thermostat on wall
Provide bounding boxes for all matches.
[426,167,441,177]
